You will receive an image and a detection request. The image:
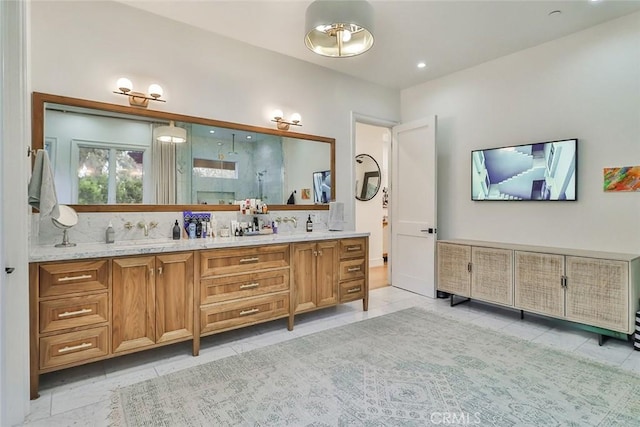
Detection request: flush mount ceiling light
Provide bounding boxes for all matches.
[304,0,374,58]
[113,77,166,108]
[154,121,187,143]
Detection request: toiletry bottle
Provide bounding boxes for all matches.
[202,219,208,239]
[306,215,313,232]
[188,219,196,239]
[272,220,278,234]
[106,222,115,243]
[172,220,181,240]
[195,218,202,238]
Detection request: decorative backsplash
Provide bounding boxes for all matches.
[32,210,329,247]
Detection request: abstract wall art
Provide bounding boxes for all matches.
[603,166,640,192]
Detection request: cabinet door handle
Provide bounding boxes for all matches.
[318,250,323,256]
[58,342,92,353]
[58,308,92,318]
[239,257,259,264]
[347,246,360,251]
[467,262,472,273]
[149,268,154,277]
[347,287,361,293]
[58,274,92,282]
[313,250,318,257]
[157,267,163,275]
[239,308,260,316]
[240,283,259,289]
[347,267,361,272]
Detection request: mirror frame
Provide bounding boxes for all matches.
[32,92,335,212]
[355,153,381,201]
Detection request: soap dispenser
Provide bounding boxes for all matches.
[306,215,313,232]
[106,222,115,244]
[172,220,181,240]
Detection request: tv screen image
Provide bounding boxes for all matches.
[471,139,577,201]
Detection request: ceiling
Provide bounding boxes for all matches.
[120,0,640,90]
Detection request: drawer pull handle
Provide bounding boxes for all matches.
[58,274,92,282]
[347,267,361,272]
[347,287,361,293]
[58,308,92,318]
[58,342,92,353]
[239,308,260,316]
[239,257,260,264]
[240,283,260,290]
[347,246,360,251]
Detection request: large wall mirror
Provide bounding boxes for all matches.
[355,153,381,201]
[32,92,335,212]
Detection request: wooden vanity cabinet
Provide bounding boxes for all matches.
[292,240,339,313]
[196,244,291,354]
[112,252,194,354]
[30,259,111,399]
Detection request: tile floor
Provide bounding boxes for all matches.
[20,285,640,426]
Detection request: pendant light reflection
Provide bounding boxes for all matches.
[155,120,187,144]
[304,0,374,58]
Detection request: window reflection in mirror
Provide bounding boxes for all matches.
[38,94,334,209]
[355,153,381,201]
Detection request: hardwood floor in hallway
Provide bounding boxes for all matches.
[369,264,388,290]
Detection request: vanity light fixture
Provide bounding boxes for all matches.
[304,0,374,58]
[271,110,302,131]
[154,121,187,143]
[113,77,166,108]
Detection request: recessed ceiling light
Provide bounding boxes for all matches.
[246,135,252,140]
[417,62,427,69]
[209,130,215,134]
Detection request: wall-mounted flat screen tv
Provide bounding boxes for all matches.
[471,138,577,201]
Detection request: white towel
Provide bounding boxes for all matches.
[28,149,60,220]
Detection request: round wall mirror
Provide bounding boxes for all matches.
[355,153,381,201]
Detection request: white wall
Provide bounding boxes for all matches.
[402,12,640,254]
[30,1,399,229]
[355,123,386,266]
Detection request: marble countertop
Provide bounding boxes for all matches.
[29,230,369,262]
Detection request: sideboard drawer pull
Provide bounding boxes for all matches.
[347,267,361,272]
[58,308,92,318]
[58,342,92,353]
[239,308,260,316]
[240,283,260,290]
[239,257,260,264]
[58,274,92,282]
[347,287,362,293]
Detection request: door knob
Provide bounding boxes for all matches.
[420,228,436,234]
[5,267,15,274]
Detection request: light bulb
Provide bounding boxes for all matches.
[272,109,284,120]
[148,84,163,99]
[342,29,352,43]
[116,77,132,93]
[290,113,301,124]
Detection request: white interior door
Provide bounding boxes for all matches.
[390,116,437,297]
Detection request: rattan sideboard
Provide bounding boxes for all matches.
[436,239,640,342]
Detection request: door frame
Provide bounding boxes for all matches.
[351,112,397,284]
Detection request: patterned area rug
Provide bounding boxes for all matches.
[109,307,640,426]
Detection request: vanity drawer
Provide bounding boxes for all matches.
[200,244,290,277]
[39,260,109,297]
[39,293,109,334]
[339,258,366,281]
[340,238,366,259]
[39,326,109,370]
[200,268,289,305]
[339,279,366,303]
[200,292,289,334]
